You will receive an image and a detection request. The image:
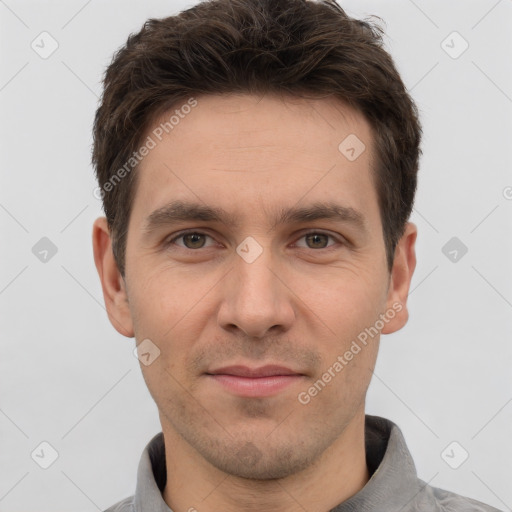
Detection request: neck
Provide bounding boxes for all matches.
[162,409,369,512]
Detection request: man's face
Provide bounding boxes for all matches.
[95,93,415,479]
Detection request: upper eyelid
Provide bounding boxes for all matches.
[167,230,217,247]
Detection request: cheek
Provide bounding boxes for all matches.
[129,267,205,337]
[307,324,380,415]
[296,337,379,419]
[304,270,387,335]
[129,272,213,378]
[301,271,385,390]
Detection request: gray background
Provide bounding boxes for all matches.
[1,0,511,510]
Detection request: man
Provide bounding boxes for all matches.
[91,0,501,510]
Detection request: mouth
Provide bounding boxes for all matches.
[205,365,305,397]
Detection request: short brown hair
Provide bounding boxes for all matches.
[92,0,422,277]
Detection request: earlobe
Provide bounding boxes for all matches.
[381,222,417,335]
[92,217,134,338]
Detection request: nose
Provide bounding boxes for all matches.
[217,243,295,339]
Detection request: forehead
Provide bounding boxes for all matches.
[130,93,378,230]
[148,93,372,152]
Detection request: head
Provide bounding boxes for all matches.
[92,0,420,480]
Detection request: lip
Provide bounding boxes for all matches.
[206,365,303,378]
[205,365,305,397]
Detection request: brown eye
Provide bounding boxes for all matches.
[182,233,207,249]
[166,231,214,250]
[305,233,329,249]
[295,231,339,250]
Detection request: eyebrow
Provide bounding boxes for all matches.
[142,199,367,236]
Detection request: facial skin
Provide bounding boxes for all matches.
[93,93,416,512]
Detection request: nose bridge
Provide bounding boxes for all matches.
[218,236,294,337]
[237,239,278,301]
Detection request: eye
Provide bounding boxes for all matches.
[166,231,216,250]
[165,230,342,251]
[294,231,340,250]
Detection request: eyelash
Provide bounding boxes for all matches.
[165,230,342,251]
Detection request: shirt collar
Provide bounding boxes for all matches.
[134,414,421,512]
[331,415,422,511]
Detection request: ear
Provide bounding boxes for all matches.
[92,217,134,338]
[381,222,417,334]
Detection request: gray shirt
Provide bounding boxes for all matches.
[104,414,502,511]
